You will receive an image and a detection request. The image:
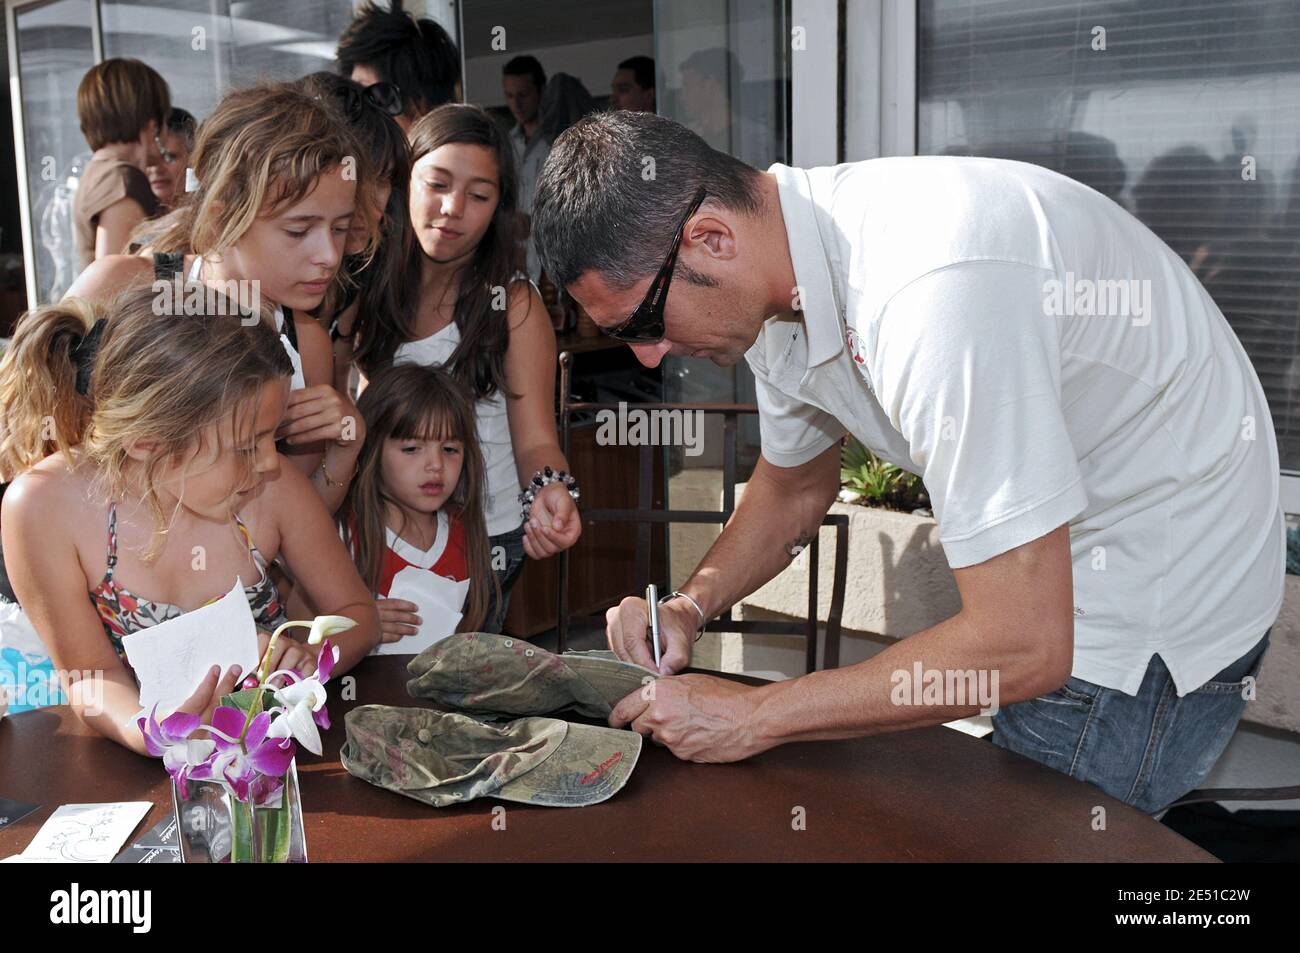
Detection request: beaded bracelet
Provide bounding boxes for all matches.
[518,466,580,520]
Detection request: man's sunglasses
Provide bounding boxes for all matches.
[601,187,707,344]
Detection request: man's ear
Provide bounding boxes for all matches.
[693,213,739,261]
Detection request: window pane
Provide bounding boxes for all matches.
[919,0,1300,471]
[13,0,96,303]
[102,0,356,125]
[656,0,789,472]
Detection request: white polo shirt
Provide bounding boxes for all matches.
[751,157,1285,696]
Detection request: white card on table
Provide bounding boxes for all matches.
[17,802,151,863]
[120,577,260,715]
[376,566,470,656]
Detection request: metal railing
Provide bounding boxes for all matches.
[556,350,849,672]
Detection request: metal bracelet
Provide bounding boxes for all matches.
[659,590,707,641]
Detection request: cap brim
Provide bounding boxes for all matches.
[496,721,642,807]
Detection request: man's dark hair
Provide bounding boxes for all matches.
[532,111,763,290]
[618,55,655,91]
[336,2,461,117]
[503,55,546,91]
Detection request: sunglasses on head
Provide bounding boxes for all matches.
[334,81,404,120]
[154,133,178,165]
[601,187,708,344]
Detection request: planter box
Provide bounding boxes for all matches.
[735,482,962,639]
[1251,574,1300,734]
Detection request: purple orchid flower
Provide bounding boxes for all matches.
[136,706,216,799]
[206,705,296,804]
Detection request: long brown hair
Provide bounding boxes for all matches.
[0,286,293,559]
[355,104,521,402]
[297,72,416,351]
[342,362,497,632]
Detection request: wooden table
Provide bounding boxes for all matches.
[0,656,1215,862]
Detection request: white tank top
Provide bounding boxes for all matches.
[392,280,531,536]
[190,255,307,392]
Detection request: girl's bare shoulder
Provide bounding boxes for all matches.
[62,254,155,305]
[3,451,100,527]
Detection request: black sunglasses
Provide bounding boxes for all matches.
[335,81,404,119]
[601,187,707,344]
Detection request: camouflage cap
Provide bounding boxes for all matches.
[341,704,642,808]
[405,633,657,719]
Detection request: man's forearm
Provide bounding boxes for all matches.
[680,446,840,622]
[744,610,1068,750]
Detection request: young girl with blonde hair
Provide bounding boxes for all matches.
[0,286,381,754]
[67,81,376,509]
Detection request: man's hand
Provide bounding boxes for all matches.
[608,674,767,763]
[605,595,697,675]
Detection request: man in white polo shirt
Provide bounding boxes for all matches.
[531,112,1283,813]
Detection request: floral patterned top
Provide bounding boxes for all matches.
[91,502,288,658]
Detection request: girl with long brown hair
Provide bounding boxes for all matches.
[328,362,497,640]
[346,103,582,632]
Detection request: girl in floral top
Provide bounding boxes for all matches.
[0,286,381,755]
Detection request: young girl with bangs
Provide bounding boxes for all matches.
[345,104,582,633]
[0,287,381,754]
[317,362,497,644]
[66,81,375,509]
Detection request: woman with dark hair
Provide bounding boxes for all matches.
[354,103,581,633]
[297,71,415,399]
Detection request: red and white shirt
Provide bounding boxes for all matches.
[341,510,469,598]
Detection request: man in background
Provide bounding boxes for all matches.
[146,107,196,209]
[503,55,550,281]
[610,55,655,112]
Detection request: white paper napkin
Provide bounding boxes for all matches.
[120,577,260,716]
[375,566,470,656]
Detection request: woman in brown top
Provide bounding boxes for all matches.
[72,58,170,273]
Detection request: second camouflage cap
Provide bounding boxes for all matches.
[406,632,657,719]
[341,704,642,808]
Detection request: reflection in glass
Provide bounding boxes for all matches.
[14,0,96,303]
[656,0,789,473]
[919,0,1300,470]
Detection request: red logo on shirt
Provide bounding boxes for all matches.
[845,326,866,365]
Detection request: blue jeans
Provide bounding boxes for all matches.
[482,524,528,634]
[991,631,1271,813]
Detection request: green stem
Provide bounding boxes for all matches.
[236,620,311,745]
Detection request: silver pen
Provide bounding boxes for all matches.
[646,583,661,668]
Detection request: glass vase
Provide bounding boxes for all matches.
[171,687,308,863]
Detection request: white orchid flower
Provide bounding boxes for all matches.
[268,676,329,756]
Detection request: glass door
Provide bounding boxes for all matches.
[655,0,790,473]
[7,0,99,304]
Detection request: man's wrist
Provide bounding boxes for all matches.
[743,679,790,754]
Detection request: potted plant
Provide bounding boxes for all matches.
[736,437,961,649]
